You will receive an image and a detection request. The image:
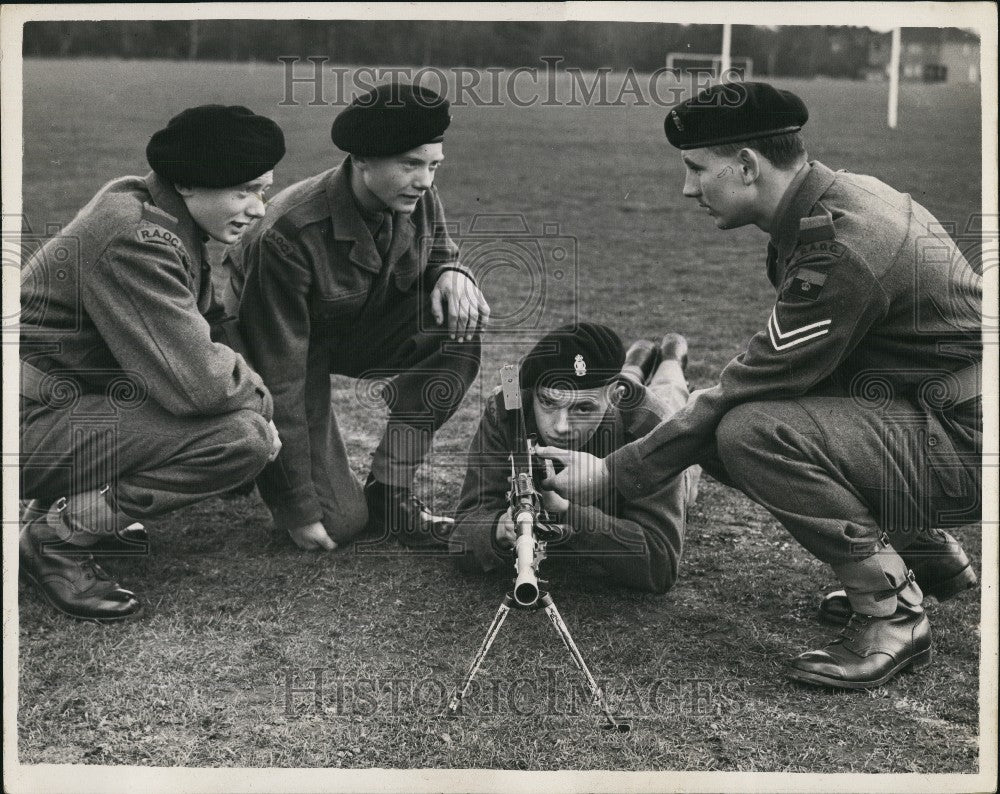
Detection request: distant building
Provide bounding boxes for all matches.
[866,27,980,83]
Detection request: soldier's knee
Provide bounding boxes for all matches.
[223,410,272,481]
[715,403,779,476]
[327,499,369,545]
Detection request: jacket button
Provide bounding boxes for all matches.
[927,435,939,447]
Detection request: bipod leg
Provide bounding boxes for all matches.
[539,593,630,733]
[446,594,514,715]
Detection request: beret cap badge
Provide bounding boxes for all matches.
[520,323,624,392]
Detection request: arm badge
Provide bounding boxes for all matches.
[787,267,828,301]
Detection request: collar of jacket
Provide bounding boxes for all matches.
[143,171,209,266]
[324,156,417,275]
[769,160,837,265]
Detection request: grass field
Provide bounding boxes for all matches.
[15,59,985,773]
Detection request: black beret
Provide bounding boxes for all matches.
[331,83,451,157]
[146,105,285,188]
[664,81,808,150]
[521,323,626,392]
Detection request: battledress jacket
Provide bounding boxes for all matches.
[232,157,472,531]
[607,161,982,499]
[451,384,686,594]
[20,172,272,419]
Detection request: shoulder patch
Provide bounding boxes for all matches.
[136,222,183,249]
[798,212,835,244]
[264,226,297,259]
[140,202,178,229]
[792,239,845,264]
[786,267,828,301]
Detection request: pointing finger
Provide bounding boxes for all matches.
[534,444,570,462]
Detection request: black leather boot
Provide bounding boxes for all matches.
[787,598,931,689]
[364,477,455,549]
[818,528,976,625]
[20,510,142,622]
[620,340,661,385]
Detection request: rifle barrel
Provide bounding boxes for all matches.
[513,512,539,606]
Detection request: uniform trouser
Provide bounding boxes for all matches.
[646,360,701,507]
[20,393,272,523]
[708,395,980,610]
[289,280,481,543]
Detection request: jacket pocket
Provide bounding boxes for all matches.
[309,287,370,323]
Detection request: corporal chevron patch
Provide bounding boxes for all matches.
[767,307,831,351]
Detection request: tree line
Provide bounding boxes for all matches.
[22,20,928,79]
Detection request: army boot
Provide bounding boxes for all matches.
[788,540,930,689]
[620,339,661,385]
[818,528,976,625]
[20,496,142,622]
[364,476,455,549]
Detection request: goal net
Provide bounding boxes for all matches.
[665,52,754,81]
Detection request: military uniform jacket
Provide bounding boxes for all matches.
[608,161,981,499]
[451,385,686,594]
[234,157,470,530]
[20,173,272,419]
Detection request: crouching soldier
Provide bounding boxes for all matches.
[451,323,700,593]
[19,105,286,621]
[233,82,488,552]
[545,82,982,689]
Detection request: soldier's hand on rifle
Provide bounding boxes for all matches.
[535,446,611,506]
[495,511,517,549]
[288,520,337,551]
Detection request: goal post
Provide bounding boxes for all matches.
[887,27,901,129]
[665,52,754,81]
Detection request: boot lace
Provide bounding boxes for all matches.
[76,556,127,596]
[838,612,873,641]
